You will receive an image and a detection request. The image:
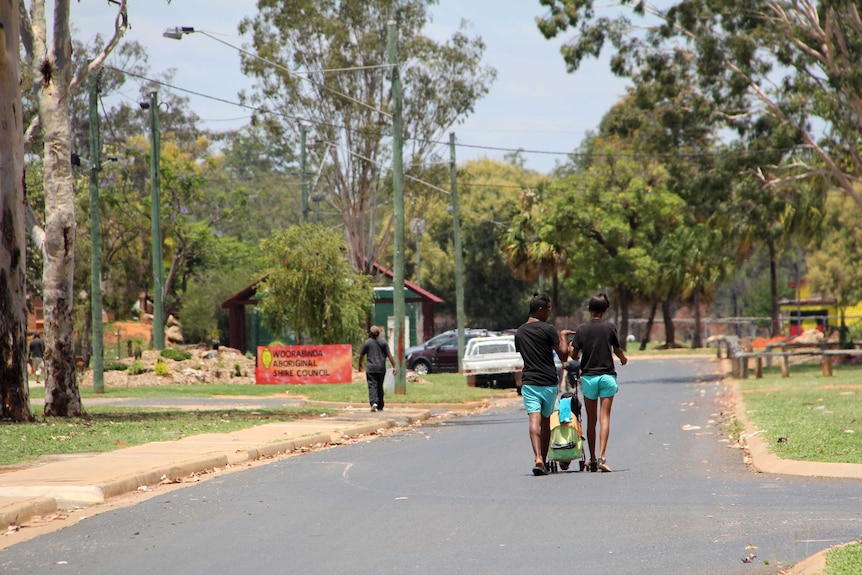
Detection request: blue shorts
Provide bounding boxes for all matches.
[581,374,618,400]
[521,384,557,418]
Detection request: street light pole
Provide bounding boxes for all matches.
[300,124,309,223]
[450,132,466,369]
[148,91,165,350]
[388,20,406,395]
[89,72,104,393]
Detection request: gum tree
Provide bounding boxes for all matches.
[1,0,33,422]
[536,0,862,211]
[19,0,129,416]
[239,0,496,273]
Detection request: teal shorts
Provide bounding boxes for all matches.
[581,374,618,400]
[522,384,557,418]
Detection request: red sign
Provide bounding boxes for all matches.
[255,344,353,385]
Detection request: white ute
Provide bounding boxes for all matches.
[463,335,523,389]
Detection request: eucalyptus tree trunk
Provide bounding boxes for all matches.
[19,1,128,415]
[768,242,780,338]
[691,290,703,349]
[31,0,83,416]
[0,0,34,422]
[639,301,658,351]
[662,299,677,348]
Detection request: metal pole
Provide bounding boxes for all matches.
[450,132,466,370]
[388,21,406,394]
[149,92,165,350]
[89,73,104,393]
[416,231,421,287]
[300,124,309,223]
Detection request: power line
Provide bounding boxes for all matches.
[193,30,391,119]
[104,66,811,164]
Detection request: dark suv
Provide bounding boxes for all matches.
[405,329,495,375]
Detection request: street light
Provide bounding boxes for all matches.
[162,26,195,40]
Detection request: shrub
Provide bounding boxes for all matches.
[154,359,171,377]
[103,361,128,372]
[129,361,148,375]
[234,363,242,377]
[160,348,192,361]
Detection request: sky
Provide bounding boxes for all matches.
[69,0,633,175]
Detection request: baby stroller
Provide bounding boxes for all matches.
[548,360,586,472]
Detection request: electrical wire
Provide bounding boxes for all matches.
[104,66,811,165]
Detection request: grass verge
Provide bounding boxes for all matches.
[0,407,327,467]
[11,374,512,468]
[826,541,862,575]
[28,373,513,404]
[735,363,862,464]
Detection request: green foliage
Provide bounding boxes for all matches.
[258,224,374,344]
[238,0,496,273]
[129,362,148,375]
[234,363,243,377]
[826,541,862,575]
[548,138,685,298]
[160,348,193,362]
[807,193,862,322]
[153,359,171,376]
[103,361,128,372]
[418,159,537,328]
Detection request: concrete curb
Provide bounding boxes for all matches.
[728,379,862,574]
[729,380,862,479]
[0,410,435,532]
[0,497,58,531]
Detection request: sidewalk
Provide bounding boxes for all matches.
[0,400,488,533]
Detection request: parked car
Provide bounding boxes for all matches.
[405,329,495,375]
[463,335,523,389]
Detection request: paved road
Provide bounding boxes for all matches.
[2,357,860,574]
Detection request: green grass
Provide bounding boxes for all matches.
[736,363,862,463]
[9,373,512,468]
[0,407,327,467]
[826,541,862,575]
[28,373,512,404]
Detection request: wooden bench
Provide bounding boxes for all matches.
[733,348,862,378]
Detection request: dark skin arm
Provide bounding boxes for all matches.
[556,329,574,362]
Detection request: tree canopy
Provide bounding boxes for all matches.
[258,224,375,345]
[238,0,496,273]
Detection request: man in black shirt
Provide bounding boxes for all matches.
[358,326,396,412]
[515,293,573,476]
[29,333,45,384]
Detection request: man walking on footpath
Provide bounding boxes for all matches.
[515,293,573,476]
[358,326,397,412]
[29,332,45,384]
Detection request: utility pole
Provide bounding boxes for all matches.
[89,72,104,393]
[300,124,309,223]
[450,133,466,369]
[148,92,165,350]
[388,20,406,394]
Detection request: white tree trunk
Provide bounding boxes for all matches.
[0,0,34,422]
[31,0,83,416]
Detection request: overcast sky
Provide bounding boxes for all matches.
[70,0,633,174]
